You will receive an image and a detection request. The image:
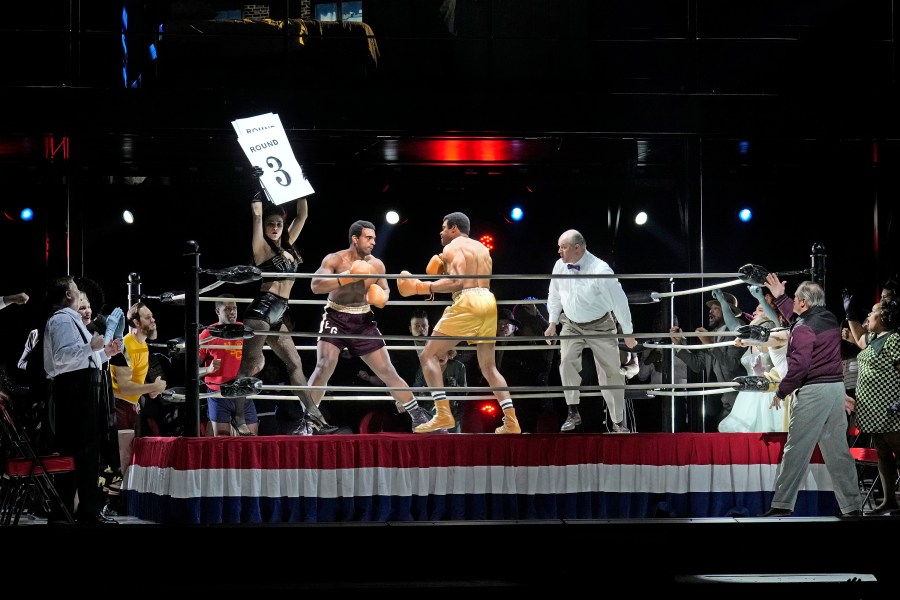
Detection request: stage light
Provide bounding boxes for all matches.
[19,208,34,221]
[739,208,752,222]
[634,211,648,225]
[386,210,400,225]
[479,234,494,251]
[123,210,135,224]
[479,402,498,417]
[510,206,523,221]
[738,140,750,155]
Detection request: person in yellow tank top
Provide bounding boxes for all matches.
[109,303,166,482]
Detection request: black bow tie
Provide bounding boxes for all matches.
[566,263,580,271]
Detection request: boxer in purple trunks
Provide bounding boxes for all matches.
[306,219,433,431]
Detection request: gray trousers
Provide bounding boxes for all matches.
[771,382,862,514]
[558,312,625,423]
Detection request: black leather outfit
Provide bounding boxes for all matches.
[245,253,299,327]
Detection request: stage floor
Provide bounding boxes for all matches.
[8,516,899,595]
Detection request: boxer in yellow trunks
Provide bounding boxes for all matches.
[397,211,521,434]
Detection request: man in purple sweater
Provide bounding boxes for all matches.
[758,276,862,517]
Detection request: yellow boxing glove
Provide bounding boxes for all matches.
[397,271,433,297]
[366,284,387,308]
[337,259,374,286]
[426,254,445,275]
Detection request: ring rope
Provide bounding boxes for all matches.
[255,271,750,281]
[197,296,533,306]
[197,343,562,352]
[643,341,737,350]
[212,330,735,342]
[651,278,745,299]
[258,382,736,393]
[166,390,624,403]
[647,388,738,397]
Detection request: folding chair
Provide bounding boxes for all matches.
[0,390,75,525]
[849,445,882,511]
[846,420,898,511]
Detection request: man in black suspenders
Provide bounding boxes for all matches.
[43,276,123,524]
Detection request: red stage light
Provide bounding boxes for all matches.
[479,234,494,251]
[479,402,498,416]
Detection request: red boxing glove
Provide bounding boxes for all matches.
[337,259,374,286]
[366,284,387,308]
[426,254,445,276]
[397,271,432,297]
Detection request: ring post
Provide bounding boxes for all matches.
[184,240,201,437]
[667,278,676,433]
[810,242,826,290]
[127,272,141,308]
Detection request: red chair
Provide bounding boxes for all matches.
[0,390,76,525]
[849,446,881,511]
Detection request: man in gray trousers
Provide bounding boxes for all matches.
[759,276,862,517]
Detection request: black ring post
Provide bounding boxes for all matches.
[127,272,141,308]
[810,242,827,291]
[184,241,201,437]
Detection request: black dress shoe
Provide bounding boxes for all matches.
[867,504,899,516]
[758,507,793,517]
[100,502,120,519]
[839,509,863,518]
[76,513,119,525]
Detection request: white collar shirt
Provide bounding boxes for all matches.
[546,250,634,334]
[43,306,108,378]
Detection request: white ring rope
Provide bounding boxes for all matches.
[198,296,534,306]
[167,390,646,403]
[647,388,738,397]
[650,278,746,299]
[643,340,737,350]
[199,330,735,342]
[255,271,747,281]
[196,343,552,351]
[259,382,735,393]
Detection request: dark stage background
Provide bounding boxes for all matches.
[2,1,899,409]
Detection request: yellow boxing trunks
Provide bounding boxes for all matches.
[434,287,498,344]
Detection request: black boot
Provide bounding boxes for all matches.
[305,405,340,435]
[231,396,254,436]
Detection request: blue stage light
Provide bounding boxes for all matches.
[20,208,34,221]
[739,208,752,222]
[510,206,523,221]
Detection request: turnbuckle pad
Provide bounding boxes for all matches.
[732,375,776,392]
[206,265,262,284]
[207,323,256,340]
[219,377,263,398]
[160,387,186,403]
[738,263,770,286]
[736,324,771,343]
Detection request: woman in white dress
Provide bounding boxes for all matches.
[718,299,788,433]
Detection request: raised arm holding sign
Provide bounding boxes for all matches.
[221,133,336,436]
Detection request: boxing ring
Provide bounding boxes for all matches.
[121,241,840,524]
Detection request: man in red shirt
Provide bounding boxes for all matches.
[199,294,254,435]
